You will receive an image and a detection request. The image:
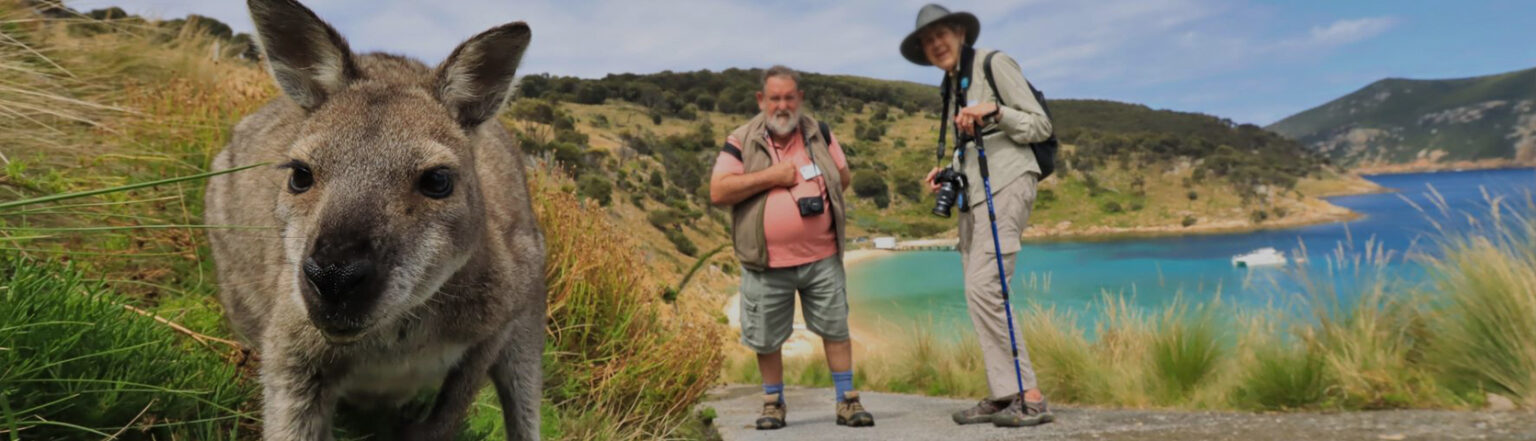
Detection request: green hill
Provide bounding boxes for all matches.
[1267,67,1536,169]
[515,71,1368,242]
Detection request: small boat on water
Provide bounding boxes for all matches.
[1232,247,1287,267]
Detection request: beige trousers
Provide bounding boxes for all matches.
[956,173,1039,400]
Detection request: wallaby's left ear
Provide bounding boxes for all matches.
[435,23,531,129]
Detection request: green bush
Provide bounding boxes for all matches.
[1101,201,1124,214]
[852,172,890,209]
[1250,209,1269,223]
[647,209,683,231]
[577,175,612,206]
[665,229,698,257]
[895,178,923,203]
[1181,215,1197,227]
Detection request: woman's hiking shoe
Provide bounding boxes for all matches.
[835,391,875,427]
[756,394,786,430]
[951,397,1009,425]
[991,395,1055,427]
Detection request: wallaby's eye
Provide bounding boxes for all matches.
[418,168,454,199]
[285,162,314,194]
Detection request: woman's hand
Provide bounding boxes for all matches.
[954,103,999,136]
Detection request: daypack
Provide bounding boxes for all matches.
[982,51,1059,179]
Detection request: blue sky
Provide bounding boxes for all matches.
[79,0,1536,125]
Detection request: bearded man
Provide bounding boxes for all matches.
[709,65,871,430]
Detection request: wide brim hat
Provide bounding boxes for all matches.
[900,4,980,66]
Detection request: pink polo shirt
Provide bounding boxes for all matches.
[712,129,847,268]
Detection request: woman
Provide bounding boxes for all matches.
[900,3,1056,428]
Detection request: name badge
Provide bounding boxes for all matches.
[799,163,822,181]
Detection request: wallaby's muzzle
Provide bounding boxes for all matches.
[300,234,386,341]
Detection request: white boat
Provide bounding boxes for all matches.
[1232,247,1287,267]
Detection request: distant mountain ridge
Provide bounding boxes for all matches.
[1267,67,1536,169]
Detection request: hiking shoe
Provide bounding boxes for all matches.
[951,397,1010,425]
[835,391,875,427]
[991,395,1055,427]
[756,394,786,430]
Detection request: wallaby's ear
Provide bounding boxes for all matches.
[247,0,358,110]
[435,23,531,129]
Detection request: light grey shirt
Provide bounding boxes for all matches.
[952,48,1052,208]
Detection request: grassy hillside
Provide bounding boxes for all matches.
[0,3,721,439]
[514,72,1371,244]
[1268,67,1536,170]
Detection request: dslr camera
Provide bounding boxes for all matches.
[931,168,969,218]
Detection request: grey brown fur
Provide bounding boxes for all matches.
[203,0,545,439]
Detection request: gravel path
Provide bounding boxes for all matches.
[703,385,1535,441]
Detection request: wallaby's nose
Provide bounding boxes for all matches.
[302,238,376,302]
[302,256,375,302]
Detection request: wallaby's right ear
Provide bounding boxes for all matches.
[248,0,358,110]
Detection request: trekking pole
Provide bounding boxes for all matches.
[970,125,1028,399]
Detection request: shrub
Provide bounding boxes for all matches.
[649,170,665,188]
[852,172,890,209]
[1038,188,1057,204]
[1181,215,1197,227]
[577,175,612,206]
[1250,209,1269,223]
[896,178,923,203]
[665,229,698,257]
[1102,201,1124,214]
[648,209,684,231]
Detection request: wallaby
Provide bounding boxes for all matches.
[203,0,546,439]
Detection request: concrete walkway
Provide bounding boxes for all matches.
[703,385,1536,441]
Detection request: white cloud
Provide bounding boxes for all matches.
[1298,17,1397,48]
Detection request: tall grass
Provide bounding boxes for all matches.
[532,167,724,440]
[1421,208,1536,406]
[731,208,1536,411]
[0,253,256,439]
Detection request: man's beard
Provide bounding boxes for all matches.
[767,109,800,136]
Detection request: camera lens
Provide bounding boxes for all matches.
[932,169,961,218]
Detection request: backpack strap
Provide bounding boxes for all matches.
[983,51,1005,107]
[983,51,1055,120]
[983,50,1061,179]
[818,121,831,145]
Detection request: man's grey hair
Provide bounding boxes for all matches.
[761,65,801,88]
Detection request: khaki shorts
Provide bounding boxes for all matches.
[738,255,850,354]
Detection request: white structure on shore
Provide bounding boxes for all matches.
[873,237,897,250]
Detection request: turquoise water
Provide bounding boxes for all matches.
[847,167,1536,335]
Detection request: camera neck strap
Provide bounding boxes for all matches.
[939,46,977,168]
